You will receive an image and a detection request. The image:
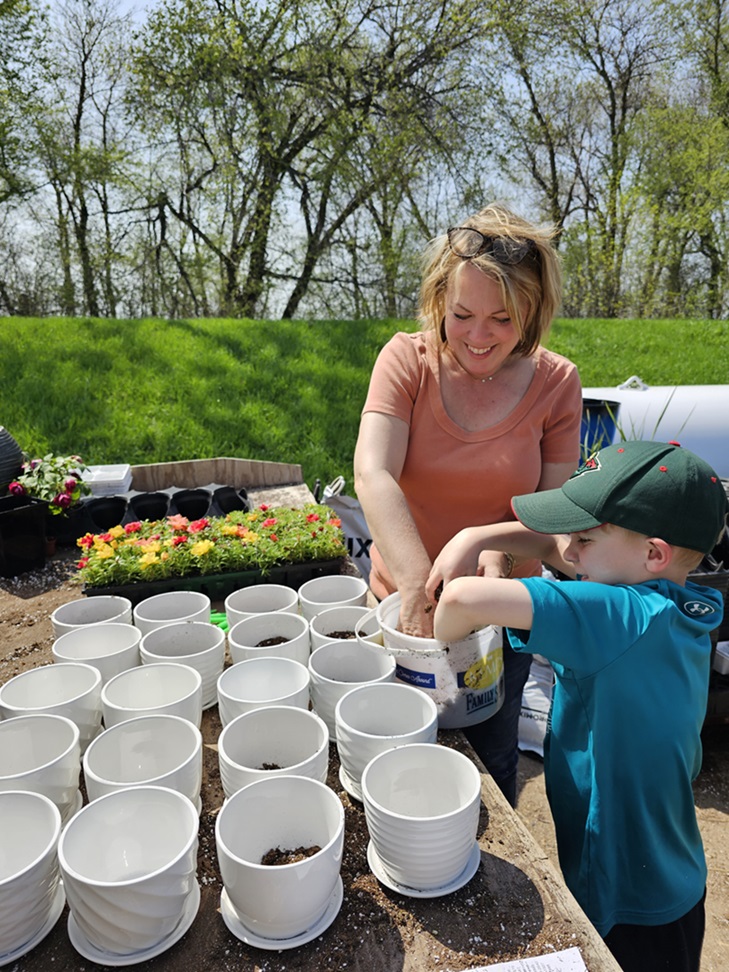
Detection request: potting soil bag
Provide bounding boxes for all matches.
[321,477,373,583]
[518,655,554,758]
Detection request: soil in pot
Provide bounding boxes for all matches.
[261,845,322,866]
[256,636,289,647]
[326,629,356,639]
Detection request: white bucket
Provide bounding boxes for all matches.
[372,593,504,730]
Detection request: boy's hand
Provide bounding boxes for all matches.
[425,528,487,603]
[433,576,534,643]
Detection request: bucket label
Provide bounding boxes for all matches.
[395,664,436,689]
[458,645,503,690]
[465,683,501,713]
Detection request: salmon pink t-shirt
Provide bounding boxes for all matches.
[362,331,582,599]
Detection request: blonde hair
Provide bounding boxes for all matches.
[418,202,562,356]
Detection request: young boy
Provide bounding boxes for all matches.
[428,441,727,972]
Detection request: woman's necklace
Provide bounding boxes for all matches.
[445,345,499,383]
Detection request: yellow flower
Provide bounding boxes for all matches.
[139,552,159,568]
[191,540,215,557]
[221,523,239,536]
[140,541,162,554]
[95,544,115,560]
[108,525,125,539]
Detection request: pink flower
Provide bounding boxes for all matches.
[188,518,210,533]
[166,514,189,531]
[262,517,278,527]
[124,522,142,534]
[53,492,72,509]
[8,481,25,496]
[328,518,341,528]
[64,477,79,492]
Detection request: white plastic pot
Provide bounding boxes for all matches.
[218,706,329,799]
[216,776,344,942]
[362,743,481,893]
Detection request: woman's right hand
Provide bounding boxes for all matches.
[397,586,435,639]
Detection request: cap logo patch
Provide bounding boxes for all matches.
[684,600,716,617]
[570,453,602,480]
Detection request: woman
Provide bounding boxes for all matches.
[353,203,583,805]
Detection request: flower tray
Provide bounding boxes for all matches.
[82,558,347,606]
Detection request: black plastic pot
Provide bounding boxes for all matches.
[0,495,46,577]
[211,486,250,515]
[170,489,212,519]
[87,496,129,531]
[128,491,170,522]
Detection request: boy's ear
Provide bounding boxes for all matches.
[645,537,673,573]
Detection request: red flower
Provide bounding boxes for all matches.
[188,518,210,533]
[263,517,278,527]
[99,532,114,543]
[64,477,79,492]
[124,521,142,534]
[172,535,188,546]
[328,518,341,528]
[78,533,95,549]
[53,492,72,509]
[259,504,269,511]
[8,481,25,496]
[269,534,278,543]
[77,557,89,568]
[306,513,320,523]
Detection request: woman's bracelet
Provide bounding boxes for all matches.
[503,552,515,578]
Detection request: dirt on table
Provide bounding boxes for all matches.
[1,551,727,971]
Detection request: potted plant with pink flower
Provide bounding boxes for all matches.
[8,453,91,516]
[6,453,92,551]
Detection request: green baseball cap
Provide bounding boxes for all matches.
[512,440,727,553]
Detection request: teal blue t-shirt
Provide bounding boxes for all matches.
[509,577,723,936]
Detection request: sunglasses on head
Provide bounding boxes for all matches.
[447,226,538,265]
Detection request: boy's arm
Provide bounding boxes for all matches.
[433,576,535,643]
[425,523,575,601]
